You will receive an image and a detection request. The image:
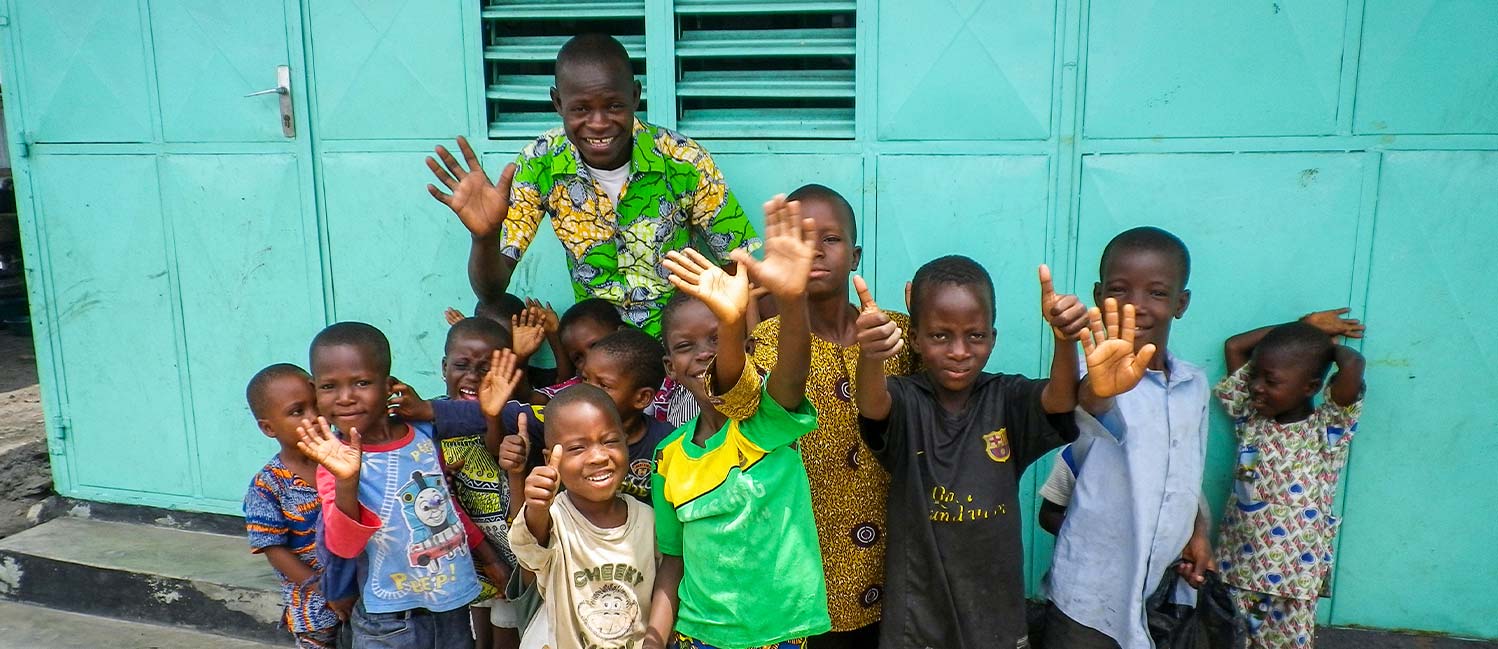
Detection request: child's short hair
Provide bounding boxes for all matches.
[659,291,702,342]
[245,363,309,419]
[787,183,857,243]
[555,34,632,81]
[1257,321,1335,380]
[1099,226,1191,287]
[446,317,511,354]
[909,255,995,332]
[543,383,624,443]
[590,327,667,393]
[560,298,625,334]
[310,322,392,376]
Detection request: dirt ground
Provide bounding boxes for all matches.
[0,330,49,539]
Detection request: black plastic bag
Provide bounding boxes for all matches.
[1147,568,1239,649]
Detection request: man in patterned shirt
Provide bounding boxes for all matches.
[426,34,760,336]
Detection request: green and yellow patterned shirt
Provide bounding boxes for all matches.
[503,119,760,336]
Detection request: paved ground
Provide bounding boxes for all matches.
[0,600,286,648]
[0,330,47,539]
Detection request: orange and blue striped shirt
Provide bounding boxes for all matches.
[244,455,338,633]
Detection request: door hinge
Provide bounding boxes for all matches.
[52,415,71,441]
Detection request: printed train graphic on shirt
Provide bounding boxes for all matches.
[398,470,465,571]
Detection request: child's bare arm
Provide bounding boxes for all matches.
[1224,325,1273,373]
[662,248,751,394]
[644,555,684,649]
[853,276,902,421]
[472,539,512,590]
[733,196,817,410]
[1038,500,1067,536]
[1328,344,1365,407]
[1038,265,1088,414]
[1078,298,1157,413]
[261,546,315,585]
[522,444,563,546]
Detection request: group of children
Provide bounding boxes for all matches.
[244,187,1367,649]
[241,31,1366,649]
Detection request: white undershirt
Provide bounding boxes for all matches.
[584,162,629,206]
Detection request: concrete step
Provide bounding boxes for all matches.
[0,517,287,645]
[0,600,286,648]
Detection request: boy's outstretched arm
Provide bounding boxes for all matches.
[426,136,519,302]
[733,195,817,410]
[522,444,563,546]
[853,276,902,421]
[1078,298,1157,413]
[1038,265,1089,414]
[663,248,751,394]
[1328,344,1365,407]
[644,555,684,649]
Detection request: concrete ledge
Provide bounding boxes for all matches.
[0,518,285,644]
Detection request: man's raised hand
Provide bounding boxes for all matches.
[1039,265,1088,340]
[731,195,817,301]
[854,275,904,361]
[296,417,361,481]
[426,136,516,239]
[1081,298,1156,398]
[480,349,524,418]
[524,444,564,511]
[663,248,750,325]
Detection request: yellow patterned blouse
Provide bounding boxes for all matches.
[748,311,914,631]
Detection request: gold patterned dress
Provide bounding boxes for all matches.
[749,311,914,631]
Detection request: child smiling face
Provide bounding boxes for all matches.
[545,396,628,503]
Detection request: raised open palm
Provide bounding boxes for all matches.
[1081,298,1156,398]
[511,307,547,359]
[480,349,524,418]
[296,417,362,481]
[426,136,516,239]
[663,248,750,324]
[732,195,816,300]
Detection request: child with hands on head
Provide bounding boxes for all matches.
[646,197,828,649]
[503,383,657,649]
[853,256,1152,649]
[1212,309,1366,649]
[242,363,345,649]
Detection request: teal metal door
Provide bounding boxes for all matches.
[3,0,326,510]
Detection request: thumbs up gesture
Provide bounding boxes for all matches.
[1038,265,1089,341]
[497,415,531,478]
[524,444,564,511]
[854,275,905,362]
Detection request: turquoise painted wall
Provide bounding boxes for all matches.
[2,0,1494,637]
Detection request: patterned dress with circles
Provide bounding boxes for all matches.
[749,311,914,631]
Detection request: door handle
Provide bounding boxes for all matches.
[245,65,295,138]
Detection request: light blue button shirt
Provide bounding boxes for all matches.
[1048,353,1210,649]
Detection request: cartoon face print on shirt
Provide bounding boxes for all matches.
[578,581,640,642]
[398,470,465,571]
